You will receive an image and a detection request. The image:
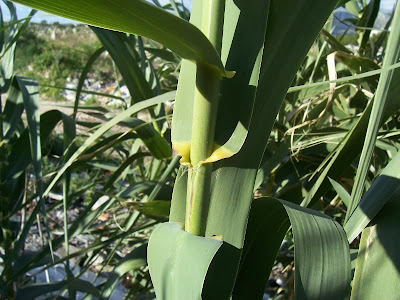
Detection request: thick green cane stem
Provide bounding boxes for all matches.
[200,0,225,55]
[190,0,225,166]
[186,0,225,236]
[186,164,213,235]
[190,65,220,166]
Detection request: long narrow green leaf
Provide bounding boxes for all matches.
[329,177,351,207]
[0,3,4,53]
[24,221,156,282]
[73,46,106,119]
[137,35,162,96]
[148,155,180,202]
[0,2,18,93]
[232,198,290,299]
[343,0,361,15]
[43,91,176,198]
[335,51,380,89]
[7,111,75,268]
[16,76,57,263]
[7,109,75,181]
[233,197,351,300]
[39,83,125,100]
[287,61,400,94]
[302,64,400,208]
[2,77,24,139]
[16,77,41,185]
[0,18,29,34]
[202,0,339,249]
[16,279,101,299]
[0,42,15,93]
[77,116,171,160]
[91,28,153,104]
[104,152,150,190]
[101,244,147,298]
[345,151,400,243]
[350,190,400,299]
[5,200,42,278]
[321,29,353,54]
[77,114,171,160]
[119,117,172,159]
[11,0,227,76]
[0,9,36,60]
[76,132,137,162]
[346,2,400,221]
[169,0,184,19]
[129,201,171,221]
[357,0,380,54]
[144,47,178,63]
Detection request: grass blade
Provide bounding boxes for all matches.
[203,0,339,249]
[101,244,147,298]
[234,197,351,300]
[42,91,176,198]
[302,64,400,208]
[329,177,351,207]
[346,2,400,221]
[104,152,150,191]
[2,78,24,139]
[73,46,106,120]
[16,76,56,263]
[344,151,400,243]
[350,190,400,299]
[16,279,101,299]
[287,61,400,94]
[91,28,153,104]
[11,0,227,76]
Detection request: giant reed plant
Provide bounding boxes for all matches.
[8,0,400,299]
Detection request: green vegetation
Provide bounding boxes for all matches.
[14,25,113,100]
[1,0,400,299]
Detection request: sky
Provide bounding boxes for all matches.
[0,0,397,24]
[381,0,397,10]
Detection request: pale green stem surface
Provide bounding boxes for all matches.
[186,164,213,235]
[185,0,225,236]
[190,65,220,166]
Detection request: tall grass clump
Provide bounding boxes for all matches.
[3,0,400,299]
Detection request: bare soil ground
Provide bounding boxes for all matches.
[40,100,74,115]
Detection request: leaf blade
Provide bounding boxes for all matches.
[234,198,351,300]
[11,0,226,75]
